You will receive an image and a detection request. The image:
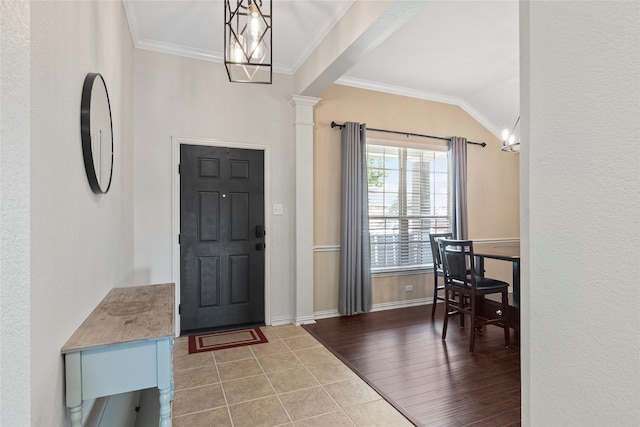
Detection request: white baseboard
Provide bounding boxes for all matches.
[371,297,431,312]
[313,309,340,320]
[295,315,316,326]
[271,314,317,326]
[269,315,294,326]
[313,298,434,319]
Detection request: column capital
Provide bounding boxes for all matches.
[289,94,320,108]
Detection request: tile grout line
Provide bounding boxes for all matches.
[171,349,225,420]
[211,349,236,427]
[264,325,353,425]
[173,325,399,426]
[286,331,360,426]
[278,328,358,425]
[252,327,297,425]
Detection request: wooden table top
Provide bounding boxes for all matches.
[61,283,174,353]
[473,241,520,260]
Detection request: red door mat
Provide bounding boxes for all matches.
[188,327,268,354]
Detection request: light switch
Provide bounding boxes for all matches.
[272,204,284,215]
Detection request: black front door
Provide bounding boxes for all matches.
[180,144,265,334]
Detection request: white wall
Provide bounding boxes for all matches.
[0,1,32,425]
[522,1,640,425]
[0,1,134,424]
[132,50,297,325]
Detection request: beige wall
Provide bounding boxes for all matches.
[313,84,519,314]
[133,50,298,324]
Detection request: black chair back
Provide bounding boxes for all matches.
[428,232,453,318]
[438,238,511,352]
[439,239,476,288]
[429,232,453,271]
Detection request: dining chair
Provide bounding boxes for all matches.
[428,232,453,318]
[439,239,510,353]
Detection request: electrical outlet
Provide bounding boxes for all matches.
[405,284,414,292]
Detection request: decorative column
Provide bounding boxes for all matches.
[289,95,320,325]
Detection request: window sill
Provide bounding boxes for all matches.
[372,267,434,278]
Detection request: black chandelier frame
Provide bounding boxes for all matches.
[224,0,272,84]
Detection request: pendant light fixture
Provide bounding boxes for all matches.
[224,0,272,84]
[501,116,521,152]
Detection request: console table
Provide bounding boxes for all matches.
[61,283,174,427]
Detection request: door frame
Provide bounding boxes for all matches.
[171,136,271,335]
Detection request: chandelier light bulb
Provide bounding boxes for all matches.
[230,35,245,63]
[500,117,520,152]
[248,3,263,38]
[250,37,264,60]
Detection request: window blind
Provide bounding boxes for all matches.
[367,143,450,271]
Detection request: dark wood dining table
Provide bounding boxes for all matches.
[472,241,521,330]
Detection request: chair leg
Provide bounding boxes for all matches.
[459,293,465,327]
[442,288,449,340]
[431,275,438,317]
[502,290,510,348]
[469,296,476,353]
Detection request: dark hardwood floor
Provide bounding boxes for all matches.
[303,304,520,427]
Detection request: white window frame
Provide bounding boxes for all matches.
[366,138,451,273]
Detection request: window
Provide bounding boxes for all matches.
[367,141,450,271]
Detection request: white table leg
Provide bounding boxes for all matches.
[65,352,83,427]
[159,386,171,427]
[69,405,83,427]
[157,338,172,427]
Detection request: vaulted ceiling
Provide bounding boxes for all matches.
[123,0,519,138]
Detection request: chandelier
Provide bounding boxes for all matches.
[224,0,272,84]
[501,116,521,152]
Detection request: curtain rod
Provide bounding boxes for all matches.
[330,121,486,147]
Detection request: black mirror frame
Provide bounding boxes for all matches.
[80,72,113,194]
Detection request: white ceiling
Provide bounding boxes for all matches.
[123,0,519,138]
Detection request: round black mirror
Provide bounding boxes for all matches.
[81,73,113,194]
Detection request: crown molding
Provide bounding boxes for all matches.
[131,37,291,75]
[335,76,501,138]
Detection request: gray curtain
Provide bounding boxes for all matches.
[450,136,468,239]
[338,122,372,316]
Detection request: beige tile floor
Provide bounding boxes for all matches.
[171,324,414,427]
